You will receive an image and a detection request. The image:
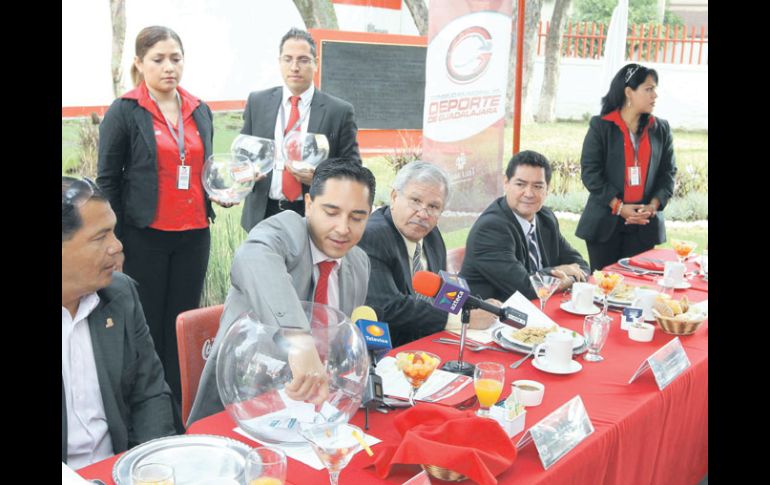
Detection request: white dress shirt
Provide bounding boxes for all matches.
[62,294,114,470]
[309,237,341,309]
[270,85,315,201]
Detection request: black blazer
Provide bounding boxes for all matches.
[575,115,676,245]
[97,94,214,237]
[358,207,448,347]
[62,273,182,464]
[239,87,361,231]
[460,197,589,302]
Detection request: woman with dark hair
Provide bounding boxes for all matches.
[575,63,677,271]
[97,26,228,403]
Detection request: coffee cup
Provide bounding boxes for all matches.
[633,288,658,321]
[663,261,686,286]
[571,282,596,312]
[533,332,573,371]
[511,379,545,407]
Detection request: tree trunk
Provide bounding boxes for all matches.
[109,0,126,97]
[505,0,543,124]
[404,0,428,36]
[292,0,339,29]
[535,0,571,123]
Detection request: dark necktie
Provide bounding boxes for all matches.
[412,242,423,275]
[282,95,302,201]
[314,260,336,307]
[527,225,541,271]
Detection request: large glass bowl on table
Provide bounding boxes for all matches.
[216,301,370,445]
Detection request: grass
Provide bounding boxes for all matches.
[62,114,707,305]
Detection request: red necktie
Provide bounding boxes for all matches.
[282,95,302,201]
[313,260,336,306]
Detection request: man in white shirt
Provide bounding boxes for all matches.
[358,161,500,347]
[62,177,179,469]
[239,27,361,232]
[188,159,373,425]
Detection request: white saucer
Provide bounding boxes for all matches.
[531,358,582,375]
[560,301,601,316]
[655,278,692,289]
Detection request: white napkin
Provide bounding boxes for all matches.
[232,427,380,471]
[61,462,93,485]
[501,291,559,328]
[375,356,471,401]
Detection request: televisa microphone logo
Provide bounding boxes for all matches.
[366,324,385,337]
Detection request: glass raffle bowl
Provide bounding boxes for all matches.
[282,132,329,173]
[215,302,370,445]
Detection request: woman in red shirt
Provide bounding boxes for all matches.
[97,26,228,403]
[575,63,677,271]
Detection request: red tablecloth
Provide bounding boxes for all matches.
[79,249,708,485]
[606,248,708,292]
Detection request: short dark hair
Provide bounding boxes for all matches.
[280,27,317,58]
[601,63,659,135]
[62,177,107,242]
[505,150,552,185]
[309,158,376,207]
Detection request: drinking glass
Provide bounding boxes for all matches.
[671,240,697,264]
[473,362,505,418]
[132,463,174,485]
[583,314,611,362]
[529,273,560,311]
[299,422,363,485]
[245,446,287,485]
[395,351,441,406]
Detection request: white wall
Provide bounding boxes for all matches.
[525,57,708,130]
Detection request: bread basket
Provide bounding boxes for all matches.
[652,309,706,335]
[421,464,467,482]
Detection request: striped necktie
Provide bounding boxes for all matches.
[527,225,541,271]
[412,242,423,275]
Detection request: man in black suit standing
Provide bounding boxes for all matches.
[461,151,590,302]
[240,28,361,232]
[359,162,499,347]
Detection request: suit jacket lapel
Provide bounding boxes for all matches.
[338,257,354,315]
[308,90,326,133]
[133,108,157,159]
[192,107,212,156]
[257,88,283,138]
[535,214,552,268]
[383,208,414,291]
[88,297,125,416]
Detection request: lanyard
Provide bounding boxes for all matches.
[151,91,186,165]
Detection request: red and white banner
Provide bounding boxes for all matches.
[422,0,513,212]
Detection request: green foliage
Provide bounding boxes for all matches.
[200,203,247,307]
[674,161,708,198]
[571,0,673,26]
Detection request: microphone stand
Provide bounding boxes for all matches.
[441,306,476,376]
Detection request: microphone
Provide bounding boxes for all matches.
[351,306,387,416]
[412,270,527,328]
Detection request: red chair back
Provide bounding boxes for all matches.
[176,304,224,425]
[446,246,466,273]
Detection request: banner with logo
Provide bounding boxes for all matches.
[422,0,513,217]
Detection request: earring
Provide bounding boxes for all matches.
[627,99,631,107]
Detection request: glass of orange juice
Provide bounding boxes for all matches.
[246,447,287,485]
[473,362,505,418]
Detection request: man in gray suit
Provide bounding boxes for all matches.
[188,159,375,425]
[62,177,179,469]
[240,27,361,232]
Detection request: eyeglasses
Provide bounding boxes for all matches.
[62,176,97,208]
[624,64,640,84]
[403,195,443,218]
[279,56,314,67]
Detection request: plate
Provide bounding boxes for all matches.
[560,301,601,316]
[618,257,665,275]
[112,434,251,485]
[531,358,582,375]
[500,325,585,350]
[492,328,588,356]
[654,278,692,289]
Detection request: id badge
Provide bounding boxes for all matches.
[177,164,191,190]
[628,166,641,186]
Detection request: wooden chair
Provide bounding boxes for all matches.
[176,304,224,425]
[446,246,466,274]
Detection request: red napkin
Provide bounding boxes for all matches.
[628,256,665,271]
[373,404,517,485]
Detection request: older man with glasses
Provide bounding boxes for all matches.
[358,162,500,347]
[62,177,181,469]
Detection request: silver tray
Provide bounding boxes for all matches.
[113,434,251,485]
[492,327,587,356]
[618,257,665,275]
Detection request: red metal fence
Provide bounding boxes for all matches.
[536,21,708,65]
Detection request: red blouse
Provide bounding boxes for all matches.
[601,110,655,204]
[124,83,208,231]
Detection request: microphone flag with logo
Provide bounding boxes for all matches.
[352,305,392,352]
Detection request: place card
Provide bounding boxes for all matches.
[621,307,643,330]
[627,337,691,390]
[515,395,594,470]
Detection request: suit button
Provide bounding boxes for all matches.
[276,312,285,317]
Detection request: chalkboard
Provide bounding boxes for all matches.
[320,41,426,130]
